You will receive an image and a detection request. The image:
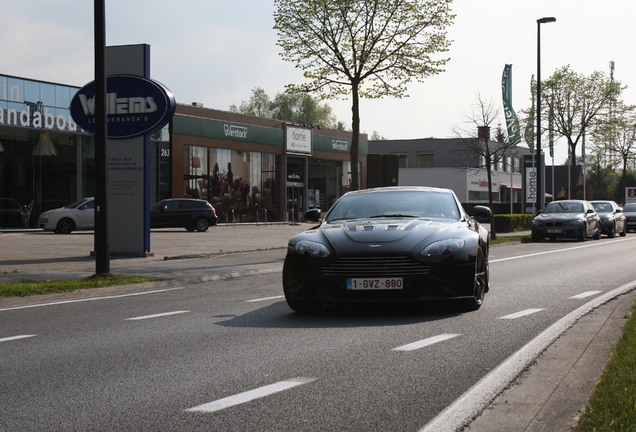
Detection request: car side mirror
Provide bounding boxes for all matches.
[304,208,322,222]
[586,209,594,214]
[472,205,492,220]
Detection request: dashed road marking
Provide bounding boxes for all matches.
[0,334,36,343]
[246,295,285,302]
[186,377,317,413]
[392,333,461,352]
[498,308,544,320]
[569,290,602,299]
[126,310,189,321]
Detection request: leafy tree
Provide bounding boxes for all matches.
[230,87,340,128]
[585,149,619,200]
[229,87,273,118]
[369,131,387,140]
[274,0,455,190]
[270,92,337,127]
[592,100,636,201]
[541,65,623,198]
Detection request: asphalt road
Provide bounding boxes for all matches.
[1,227,635,431]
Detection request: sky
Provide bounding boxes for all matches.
[3,0,635,164]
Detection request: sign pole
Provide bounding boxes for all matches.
[94,0,110,274]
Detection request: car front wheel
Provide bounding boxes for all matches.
[460,249,488,311]
[55,218,75,234]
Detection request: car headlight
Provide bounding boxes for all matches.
[40,212,51,220]
[294,240,330,258]
[421,238,465,257]
[570,219,583,226]
[532,219,542,226]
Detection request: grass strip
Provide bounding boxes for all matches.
[0,274,161,297]
[575,301,636,431]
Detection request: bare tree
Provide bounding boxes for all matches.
[453,94,517,208]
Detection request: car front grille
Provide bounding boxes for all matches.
[545,222,564,227]
[320,256,430,277]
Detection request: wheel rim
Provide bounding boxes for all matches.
[195,218,209,231]
[57,219,74,233]
[473,251,488,304]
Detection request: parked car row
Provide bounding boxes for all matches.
[38,198,218,234]
[531,199,631,242]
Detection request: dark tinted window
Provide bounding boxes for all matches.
[180,200,204,210]
[163,200,180,210]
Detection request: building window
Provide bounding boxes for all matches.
[394,153,408,168]
[417,153,434,168]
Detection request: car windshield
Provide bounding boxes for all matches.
[65,198,91,209]
[623,204,636,212]
[543,202,584,214]
[325,189,461,222]
[592,202,612,213]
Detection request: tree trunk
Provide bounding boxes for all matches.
[349,83,361,191]
[569,140,577,198]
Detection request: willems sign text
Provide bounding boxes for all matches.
[70,75,176,139]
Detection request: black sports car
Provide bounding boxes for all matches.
[282,186,492,313]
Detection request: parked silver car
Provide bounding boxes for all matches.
[38,197,95,234]
[531,200,601,242]
[624,203,636,232]
[590,200,627,238]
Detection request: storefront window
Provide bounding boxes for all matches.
[184,146,278,223]
[308,159,340,211]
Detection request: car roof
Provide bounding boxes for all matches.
[343,186,454,195]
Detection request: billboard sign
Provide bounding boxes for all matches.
[70,75,176,139]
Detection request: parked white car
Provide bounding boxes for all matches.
[38,197,94,234]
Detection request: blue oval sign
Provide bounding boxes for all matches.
[70,75,176,139]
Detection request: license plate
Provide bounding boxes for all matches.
[346,278,403,290]
[546,229,562,233]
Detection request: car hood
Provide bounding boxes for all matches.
[317,219,460,254]
[535,212,584,220]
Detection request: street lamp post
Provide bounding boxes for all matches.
[536,16,556,212]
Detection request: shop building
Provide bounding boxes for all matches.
[0,73,368,228]
[369,137,531,211]
[172,103,368,223]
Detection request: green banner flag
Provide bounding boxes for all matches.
[549,105,554,158]
[502,64,521,146]
[525,75,535,152]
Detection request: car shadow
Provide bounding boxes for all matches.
[214,300,464,329]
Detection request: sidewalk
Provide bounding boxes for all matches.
[1,223,633,431]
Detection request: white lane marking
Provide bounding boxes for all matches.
[0,334,37,343]
[419,280,636,432]
[126,310,189,321]
[489,236,636,264]
[0,287,185,312]
[498,308,544,320]
[186,377,317,413]
[392,333,460,352]
[570,290,602,299]
[246,295,285,303]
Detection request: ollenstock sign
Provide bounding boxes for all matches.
[70,75,176,139]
